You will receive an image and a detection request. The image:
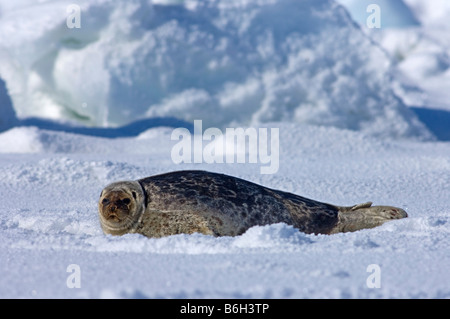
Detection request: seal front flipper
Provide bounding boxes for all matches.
[336,202,372,212]
[350,202,373,211]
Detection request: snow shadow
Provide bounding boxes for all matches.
[411,107,450,141]
[0,77,192,137]
[19,116,194,138]
[0,78,18,131]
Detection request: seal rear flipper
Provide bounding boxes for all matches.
[330,204,407,233]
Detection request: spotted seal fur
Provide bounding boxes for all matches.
[98,170,407,237]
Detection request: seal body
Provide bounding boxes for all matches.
[98,170,407,237]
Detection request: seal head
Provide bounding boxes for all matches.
[98,181,146,236]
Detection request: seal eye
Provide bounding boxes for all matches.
[122,198,131,205]
[102,198,110,205]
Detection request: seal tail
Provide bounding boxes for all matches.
[330,202,408,233]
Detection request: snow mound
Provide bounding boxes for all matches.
[337,0,450,137]
[233,223,314,249]
[0,127,42,153]
[87,223,313,254]
[0,0,430,139]
[0,124,174,154]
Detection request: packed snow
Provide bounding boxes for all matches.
[0,0,449,299]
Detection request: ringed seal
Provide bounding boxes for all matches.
[98,170,407,237]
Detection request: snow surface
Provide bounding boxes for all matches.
[0,0,449,299]
[0,124,449,299]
